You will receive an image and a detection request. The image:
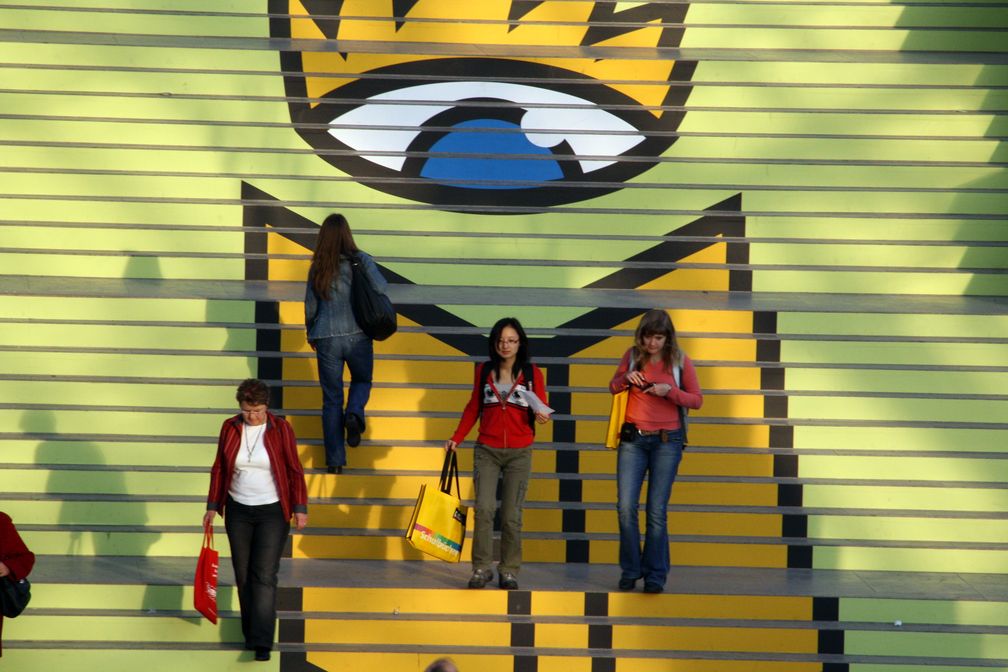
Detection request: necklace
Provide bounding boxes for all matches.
[244,423,265,462]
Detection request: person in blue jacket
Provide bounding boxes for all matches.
[305,213,388,473]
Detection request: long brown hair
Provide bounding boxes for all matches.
[310,213,359,300]
[632,309,681,373]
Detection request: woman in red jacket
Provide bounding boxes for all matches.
[0,511,35,656]
[445,318,550,591]
[610,310,703,594]
[203,379,308,662]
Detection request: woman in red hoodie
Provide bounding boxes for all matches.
[0,511,35,656]
[445,318,550,591]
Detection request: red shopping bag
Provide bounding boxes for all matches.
[193,522,219,624]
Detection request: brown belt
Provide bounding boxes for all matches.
[637,428,675,441]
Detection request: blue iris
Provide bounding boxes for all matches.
[420,118,563,188]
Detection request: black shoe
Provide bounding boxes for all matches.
[327,465,342,474]
[468,568,493,589]
[498,572,519,590]
[254,647,270,661]
[643,582,663,594]
[345,413,364,448]
[618,577,638,591]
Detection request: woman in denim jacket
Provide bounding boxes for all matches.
[305,213,388,473]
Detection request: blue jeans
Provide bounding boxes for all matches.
[616,430,684,587]
[224,497,289,650]
[314,333,374,467]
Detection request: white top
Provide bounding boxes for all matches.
[229,423,280,506]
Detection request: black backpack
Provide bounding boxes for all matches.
[477,361,537,433]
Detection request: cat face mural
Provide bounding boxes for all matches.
[272,0,693,209]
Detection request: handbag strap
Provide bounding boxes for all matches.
[203,522,214,550]
[439,450,461,497]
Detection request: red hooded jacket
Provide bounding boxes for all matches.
[450,363,547,449]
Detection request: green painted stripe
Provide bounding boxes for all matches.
[804,485,1008,512]
[694,60,1008,87]
[687,85,1008,113]
[759,272,1006,296]
[799,455,1008,482]
[0,253,245,280]
[778,313,1008,338]
[0,197,245,227]
[654,158,1008,186]
[1,500,205,526]
[0,296,253,322]
[7,613,243,641]
[788,396,1008,424]
[845,630,1008,659]
[752,244,1008,270]
[691,5,1008,28]
[19,530,230,557]
[0,650,271,672]
[781,340,1008,366]
[0,468,210,495]
[0,8,264,37]
[0,324,255,349]
[682,27,1008,53]
[794,426,1007,453]
[786,369,1008,396]
[840,597,1008,627]
[0,381,241,407]
[807,515,1008,544]
[814,546,1008,573]
[0,440,217,467]
[0,351,257,379]
[2,225,245,254]
[28,582,238,611]
[749,217,1008,243]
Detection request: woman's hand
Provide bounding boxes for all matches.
[647,383,673,397]
[308,340,317,352]
[444,439,458,452]
[0,561,9,578]
[626,370,648,388]
[202,510,216,529]
[535,412,551,424]
[293,513,308,531]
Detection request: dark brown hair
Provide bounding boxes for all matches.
[632,309,680,373]
[310,213,359,300]
[236,378,270,406]
[488,317,530,380]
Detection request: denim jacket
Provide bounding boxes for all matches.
[304,251,388,340]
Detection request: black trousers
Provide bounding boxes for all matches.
[224,497,289,649]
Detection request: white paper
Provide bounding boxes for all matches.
[516,388,554,416]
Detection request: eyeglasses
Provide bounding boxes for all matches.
[497,339,520,346]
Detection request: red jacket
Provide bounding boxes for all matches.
[0,512,35,656]
[206,412,308,521]
[451,363,547,449]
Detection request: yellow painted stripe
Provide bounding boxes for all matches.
[612,624,817,652]
[617,660,821,672]
[608,594,811,620]
[302,587,507,615]
[306,618,510,646]
[306,652,513,672]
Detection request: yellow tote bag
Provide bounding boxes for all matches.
[405,451,468,562]
[605,389,628,449]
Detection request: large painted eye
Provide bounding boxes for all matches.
[327,81,645,187]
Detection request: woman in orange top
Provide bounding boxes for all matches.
[609,310,703,593]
